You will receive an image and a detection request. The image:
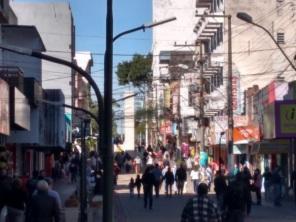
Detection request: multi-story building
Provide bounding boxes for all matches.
[0,1,72,176]
[73,52,93,131]
[11,2,75,134]
[152,0,198,148]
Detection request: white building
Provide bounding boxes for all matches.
[152,0,199,145]
[123,91,135,151]
[227,0,296,90]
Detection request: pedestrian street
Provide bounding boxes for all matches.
[115,174,296,222]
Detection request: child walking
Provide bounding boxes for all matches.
[135,174,142,198]
[129,177,135,197]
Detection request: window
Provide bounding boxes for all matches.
[277,32,285,44]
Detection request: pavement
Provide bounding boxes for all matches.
[54,178,79,222]
[115,173,296,222]
[54,178,102,222]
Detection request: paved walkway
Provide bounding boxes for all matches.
[54,178,102,222]
[54,178,79,222]
[115,173,296,222]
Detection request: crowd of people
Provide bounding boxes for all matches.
[0,168,62,222]
[0,150,104,222]
[117,143,296,222]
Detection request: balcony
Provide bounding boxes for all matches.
[196,0,223,13]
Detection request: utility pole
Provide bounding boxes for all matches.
[195,13,234,169]
[155,83,159,145]
[227,15,234,168]
[199,42,205,152]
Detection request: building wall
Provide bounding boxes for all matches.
[226,0,296,90]
[11,2,75,114]
[2,26,44,144]
[123,91,135,151]
[152,0,199,142]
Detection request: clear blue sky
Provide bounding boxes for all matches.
[15,0,152,99]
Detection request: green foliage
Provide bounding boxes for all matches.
[116,54,152,87]
[89,102,118,137]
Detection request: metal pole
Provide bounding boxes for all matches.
[219,135,222,172]
[227,15,234,169]
[80,120,87,222]
[199,43,205,152]
[155,83,159,145]
[103,0,114,221]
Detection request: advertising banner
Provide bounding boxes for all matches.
[0,79,9,135]
[233,125,260,143]
[275,100,296,138]
[14,88,30,130]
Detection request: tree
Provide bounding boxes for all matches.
[116,54,152,88]
[89,100,118,137]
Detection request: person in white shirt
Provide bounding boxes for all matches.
[190,166,200,193]
[134,155,142,174]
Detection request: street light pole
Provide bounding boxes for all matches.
[103,1,113,222]
[237,12,296,72]
[104,2,176,218]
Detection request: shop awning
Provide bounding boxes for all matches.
[251,139,289,154]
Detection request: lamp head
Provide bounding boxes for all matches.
[237,12,253,23]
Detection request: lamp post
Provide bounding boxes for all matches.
[104,1,176,219]
[237,11,296,180]
[237,12,296,72]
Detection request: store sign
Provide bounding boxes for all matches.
[212,115,248,145]
[275,101,296,137]
[160,120,172,134]
[0,79,9,135]
[233,125,260,143]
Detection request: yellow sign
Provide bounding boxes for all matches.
[276,102,296,137]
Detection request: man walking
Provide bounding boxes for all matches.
[142,166,155,210]
[214,170,227,210]
[152,164,162,197]
[224,173,249,222]
[181,183,221,222]
[291,169,296,204]
[175,164,187,195]
[26,180,60,222]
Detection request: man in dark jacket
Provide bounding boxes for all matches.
[291,170,296,204]
[141,166,155,209]
[175,164,187,195]
[224,173,249,222]
[0,168,13,214]
[214,170,227,210]
[26,180,60,222]
[163,167,174,197]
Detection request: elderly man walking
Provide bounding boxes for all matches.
[26,180,60,222]
[181,183,221,222]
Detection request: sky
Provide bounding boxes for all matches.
[14,0,153,100]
